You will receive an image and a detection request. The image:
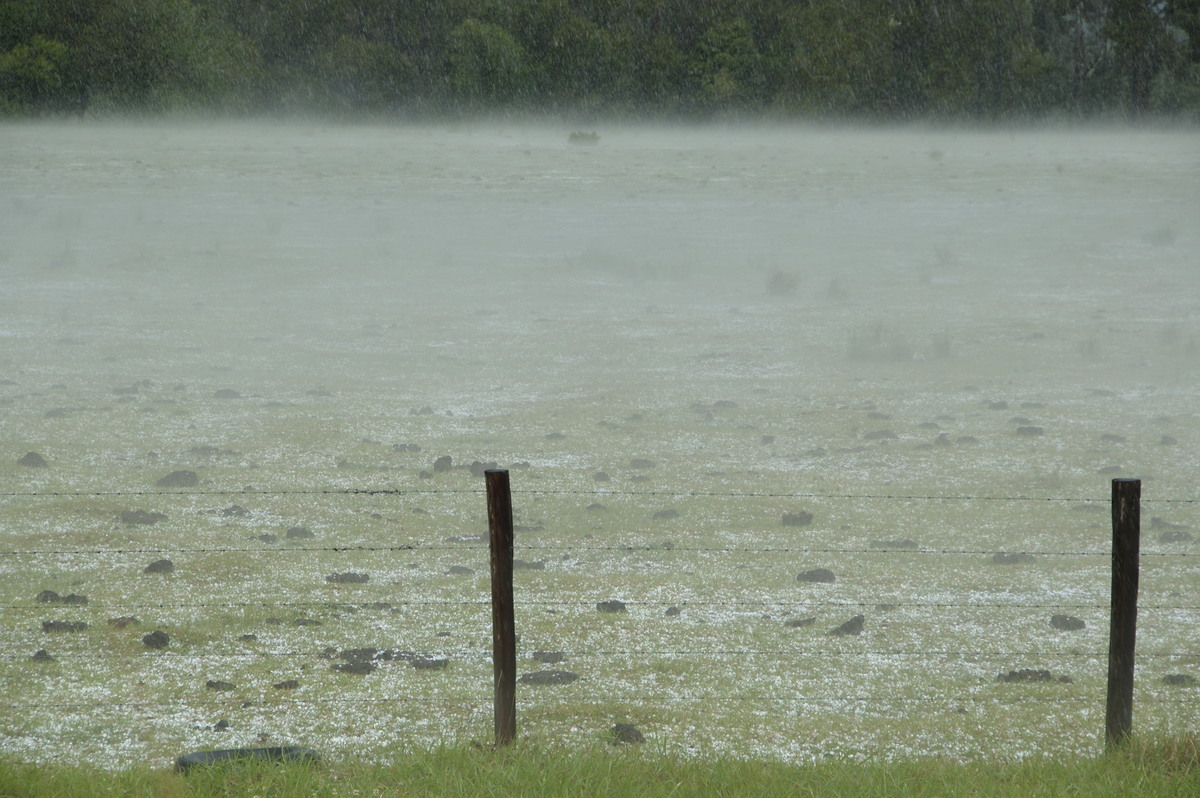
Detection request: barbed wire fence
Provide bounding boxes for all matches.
[0,479,1196,759]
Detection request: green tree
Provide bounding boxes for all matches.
[1105,0,1170,113]
[312,34,412,112]
[447,18,527,106]
[692,16,764,112]
[0,35,69,113]
[775,0,894,115]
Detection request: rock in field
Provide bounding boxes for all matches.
[156,470,199,488]
[828,615,864,636]
[1050,614,1085,631]
[796,568,835,583]
[611,723,645,744]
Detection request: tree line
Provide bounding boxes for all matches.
[2,0,1198,119]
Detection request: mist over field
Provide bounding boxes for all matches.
[0,122,1197,766]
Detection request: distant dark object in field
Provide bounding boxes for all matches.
[992,552,1036,565]
[1016,426,1044,437]
[212,389,241,399]
[109,616,139,629]
[513,559,546,570]
[469,460,498,477]
[447,566,474,576]
[653,509,679,520]
[143,630,170,649]
[586,503,605,511]
[864,429,897,440]
[1158,530,1194,543]
[594,471,611,482]
[1100,433,1127,444]
[782,511,813,527]
[630,458,656,469]
[36,590,87,604]
[31,649,54,662]
[157,470,199,487]
[326,572,368,584]
[934,433,952,446]
[205,680,235,691]
[293,618,321,627]
[433,455,453,473]
[122,509,167,525]
[412,657,449,670]
[612,723,645,744]
[796,568,835,583]
[393,443,422,452]
[761,435,775,445]
[987,401,1009,410]
[175,746,319,773]
[519,670,579,685]
[665,606,682,617]
[238,634,256,642]
[533,651,565,664]
[285,526,314,540]
[956,436,979,444]
[1050,615,1086,631]
[1160,435,1178,446]
[42,620,88,632]
[1162,674,1198,686]
[1142,225,1176,246]
[766,270,799,296]
[221,505,249,517]
[1097,465,1123,475]
[418,470,432,479]
[144,559,174,574]
[997,669,1072,684]
[828,615,864,636]
[412,406,435,415]
[545,432,566,440]
[274,679,300,689]
[211,720,229,731]
[785,616,816,628]
[18,451,47,467]
[597,600,627,613]
[255,534,278,544]
[332,661,375,675]
[568,131,599,145]
[870,539,919,550]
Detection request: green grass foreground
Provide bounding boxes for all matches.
[1,737,1197,798]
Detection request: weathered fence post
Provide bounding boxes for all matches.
[486,469,517,747]
[1105,478,1140,750]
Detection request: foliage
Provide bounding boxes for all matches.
[0,0,1198,119]
[0,738,1197,797]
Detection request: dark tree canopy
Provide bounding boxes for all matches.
[1,0,1197,118]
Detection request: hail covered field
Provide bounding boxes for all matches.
[0,122,1197,767]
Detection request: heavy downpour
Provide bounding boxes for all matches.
[0,0,1198,776]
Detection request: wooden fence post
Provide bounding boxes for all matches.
[486,469,517,747]
[1105,478,1140,749]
